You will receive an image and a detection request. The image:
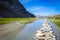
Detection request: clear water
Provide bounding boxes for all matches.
[0,19,60,40]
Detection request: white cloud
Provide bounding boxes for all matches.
[27,6,55,16]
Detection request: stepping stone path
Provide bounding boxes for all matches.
[34,19,57,40]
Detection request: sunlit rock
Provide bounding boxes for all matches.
[34,19,56,40]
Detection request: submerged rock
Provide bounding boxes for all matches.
[34,19,57,40]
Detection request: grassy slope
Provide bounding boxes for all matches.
[0,18,37,24]
[50,19,60,28]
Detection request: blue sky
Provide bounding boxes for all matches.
[18,0,60,16]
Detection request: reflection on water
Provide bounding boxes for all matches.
[14,19,43,40]
[0,19,60,40]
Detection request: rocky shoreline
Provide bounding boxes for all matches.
[34,19,57,40]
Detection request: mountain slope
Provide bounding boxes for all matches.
[0,0,35,18]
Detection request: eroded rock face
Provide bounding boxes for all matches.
[0,0,35,18]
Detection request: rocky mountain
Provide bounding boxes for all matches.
[0,0,35,18]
